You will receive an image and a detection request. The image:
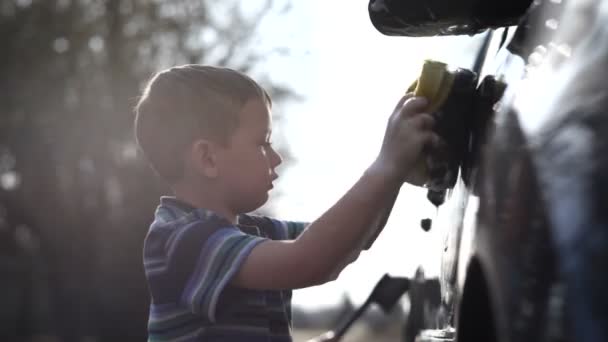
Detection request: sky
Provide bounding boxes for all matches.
[244,0,483,309]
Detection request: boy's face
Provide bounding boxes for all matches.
[215,98,282,214]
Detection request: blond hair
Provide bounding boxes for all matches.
[134,65,271,183]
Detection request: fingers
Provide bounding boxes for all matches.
[421,132,444,153]
[399,96,428,117]
[393,92,415,112]
[410,113,435,130]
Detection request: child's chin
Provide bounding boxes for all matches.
[241,193,269,213]
[256,192,270,207]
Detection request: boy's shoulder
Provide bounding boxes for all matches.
[145,196,308,256]
[146,197,283,243]
[143,197,246,271]
[151,196,230,231]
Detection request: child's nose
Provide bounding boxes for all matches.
[270,146,282,167]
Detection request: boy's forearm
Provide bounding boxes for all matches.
[293,161,402,281]
[362,188,399,249]
[325,182,400,281]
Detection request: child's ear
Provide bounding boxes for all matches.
[190,139,218,178]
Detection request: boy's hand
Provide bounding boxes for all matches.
[234,97,440,291]
[374,93,440,185]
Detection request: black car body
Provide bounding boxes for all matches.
[368,0,608,341]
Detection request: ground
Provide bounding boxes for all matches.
[293,321,404,342]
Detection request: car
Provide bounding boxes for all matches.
[315,0,608,341]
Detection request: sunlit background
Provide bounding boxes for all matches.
[252,0,481,309]
[0,0,483,341]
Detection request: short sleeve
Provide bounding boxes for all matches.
[178,226,266,323]
[268,218,309,240]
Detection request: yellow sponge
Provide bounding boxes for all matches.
[407,60,455,114]
[405,60,454,186]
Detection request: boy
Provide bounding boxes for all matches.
[134,64,438,341]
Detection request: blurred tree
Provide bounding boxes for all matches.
[0,0,294,341]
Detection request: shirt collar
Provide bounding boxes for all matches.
[157,196,254,228]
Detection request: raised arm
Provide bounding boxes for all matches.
[233,95,438,290]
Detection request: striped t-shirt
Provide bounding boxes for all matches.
[143,196,308,342]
